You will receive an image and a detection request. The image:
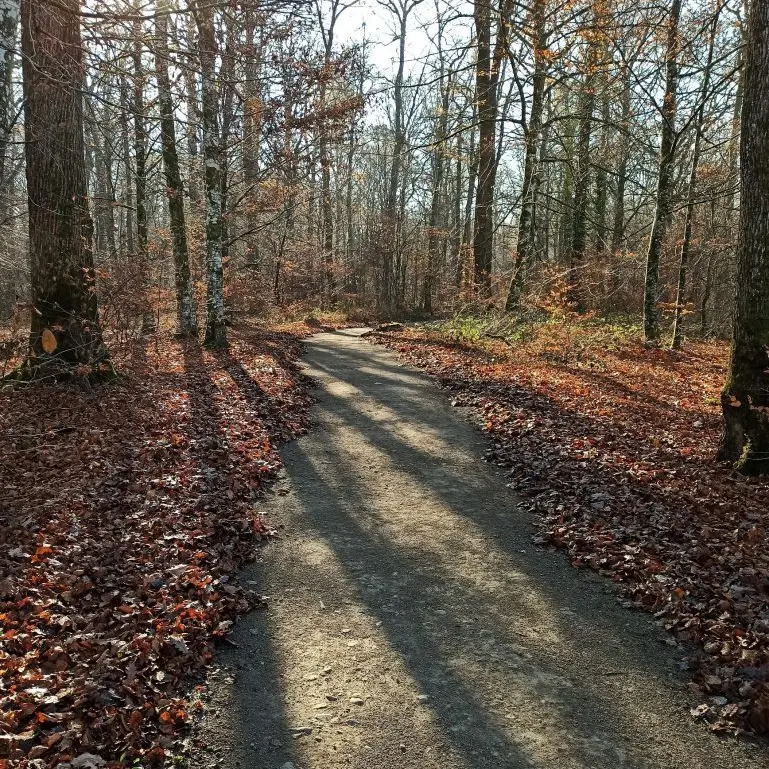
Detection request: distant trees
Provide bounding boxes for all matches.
[0,0,759,396]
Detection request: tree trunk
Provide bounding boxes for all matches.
[670,1,720,349]
[643,0,681,344]
[133,15,155,333]
[450,130,463,284]
[119,77,135,260]
[0,0,19,208]
[382,3,410,313]
[472,0,503,298]
[317,0,342,305]
[185,12,200,204]
[20,0,109,377]
[718,0,769,474]
[243,11,263,276]
[424,62,450,314]
[193,0,227,348]
[460,115,479,290]
[505,0,546,312]
[155,0,197,336]
[569,3,602,309]
[594,87,611,253]
[611,62,631,254]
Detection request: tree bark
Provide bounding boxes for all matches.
[718,0,769,474]
[643,0,681,344]
[20,0,109,377]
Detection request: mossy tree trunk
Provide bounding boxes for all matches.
[719,0,769,475]
[21,0,109,378]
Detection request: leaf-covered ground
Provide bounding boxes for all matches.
[373,321,769,737]
[0,323,314,767]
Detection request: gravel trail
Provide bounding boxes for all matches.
[193,328,767,769]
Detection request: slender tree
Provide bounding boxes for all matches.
[643,0,681,344]
[155,0,197,337]
[0,0,19,202]
[193,0,227,347]
[132,13,155,334]
[670,1,720,349]
[505,0,547,312]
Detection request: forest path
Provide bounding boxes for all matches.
[194,328,766,769]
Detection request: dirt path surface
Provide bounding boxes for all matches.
[193,329,767,769]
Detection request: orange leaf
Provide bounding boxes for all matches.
[41,328,57,354]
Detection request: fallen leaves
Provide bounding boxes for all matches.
[0,323,312,766]
[374,323,769,736]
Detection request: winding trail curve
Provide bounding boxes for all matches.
[194,328,767,769]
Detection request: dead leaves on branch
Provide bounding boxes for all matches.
[375,324,769,737]
[0,326,312,766]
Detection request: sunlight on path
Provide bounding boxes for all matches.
[194,329,766,769]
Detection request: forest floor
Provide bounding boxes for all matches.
[0,320,322,768]
[191,326,769,769]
